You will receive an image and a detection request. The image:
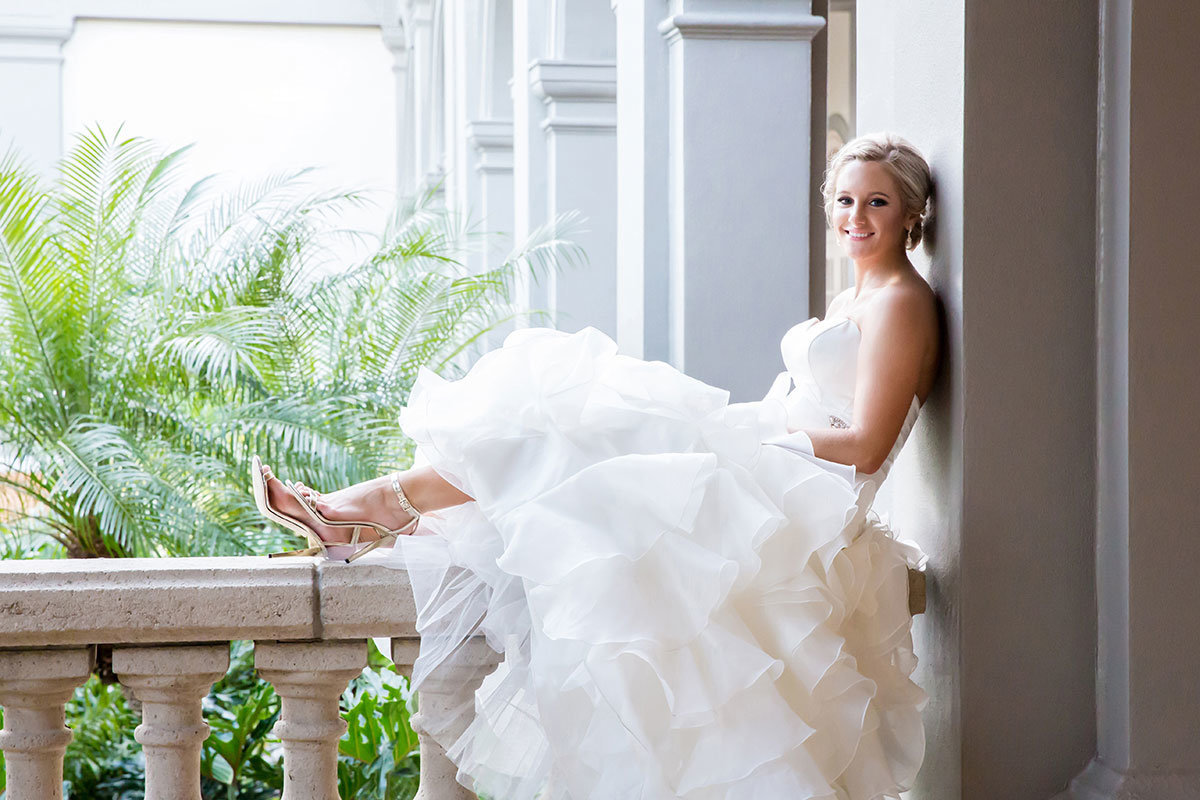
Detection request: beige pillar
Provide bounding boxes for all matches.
[113,644,230,800]
[392,636,501,800]
[255,640,366,800]
[0,648,95,800]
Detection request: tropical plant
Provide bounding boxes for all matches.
[336,642,421,800]
[61,675,145,799]
[200,640,282,800]
[0,126,582,558]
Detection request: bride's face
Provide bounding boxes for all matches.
[831,160,915,262]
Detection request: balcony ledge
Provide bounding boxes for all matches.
[0,556,417,648]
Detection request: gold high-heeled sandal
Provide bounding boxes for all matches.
[290,473,421,563]
[249,455,328,558]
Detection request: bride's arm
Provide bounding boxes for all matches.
[803,288,930,473]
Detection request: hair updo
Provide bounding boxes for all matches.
[821,132,933,251]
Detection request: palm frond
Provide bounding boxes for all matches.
[0,148,71,427]
[53,418,159,554]
[153,306,279,389]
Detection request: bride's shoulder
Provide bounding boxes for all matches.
[867,281,936,331]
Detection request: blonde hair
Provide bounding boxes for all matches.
[821,132,933,250]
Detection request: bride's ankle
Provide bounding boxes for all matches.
[388,472,422,526]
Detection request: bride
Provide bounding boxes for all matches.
[253,131,940,800]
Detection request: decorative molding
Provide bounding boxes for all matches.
[658,11,825,44]
[0,24,74,63]
[539,118,617,134]
[0,25,74,42]
[1055,758,1200,800]
[466,119,513,151]
[380,24,408,66]
[528,59,616,103]
[65,0,383,26]
[466,119,513,173]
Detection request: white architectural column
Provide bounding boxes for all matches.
[612,0,670,361]
[382,24,411,194]
[0,648,94,800]
[0,21,73,175]
[467,120,515,269]
[531,59,618,335]
[1061,1,1200,797]
[510,0,618,334]
[255,640,366,800]
[113,644,230,800]
[658,1,823,399]
[465,0,514,276]
[392,636,502,800]
[405,0,438,193]
[510,0,552,315]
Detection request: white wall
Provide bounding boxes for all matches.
[62,19,397,258]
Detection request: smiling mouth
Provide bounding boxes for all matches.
[844,230,873,240]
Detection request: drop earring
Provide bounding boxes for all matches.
[904,228,913,250]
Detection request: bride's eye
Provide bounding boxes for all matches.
[870,198,887,206]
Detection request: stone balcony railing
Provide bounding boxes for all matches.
[0,556,926,800]
[0,556,503,800]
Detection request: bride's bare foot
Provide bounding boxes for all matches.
[291,474,417,539]
[259,463,366,545]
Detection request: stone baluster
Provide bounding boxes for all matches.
[255,640,366,800]
[392,636,502,800]
[0,648,95,800]
[112,644,230,800]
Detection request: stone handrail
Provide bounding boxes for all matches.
[0,556,491,800]
[0,556,926,799]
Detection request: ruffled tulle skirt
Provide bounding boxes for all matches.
[377,326,927,800]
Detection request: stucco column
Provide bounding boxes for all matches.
[530,59,618,335]
[0,648,94,800]
[256,640,366,800]
[511,0,552,316]
[382,25,411,194]
[392,636,501,800]
[1060,1,1200,797]
[467,120,515,270]
[113,644,230,800]
[406,0,437,192]
[658,1,822,399]
[856,1,1101,797]
[465,0,515,283]
[0,22,73,175]
[612,0,670,361]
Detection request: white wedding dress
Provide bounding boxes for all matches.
[378,317,929,800]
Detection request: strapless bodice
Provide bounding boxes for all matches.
[772,315,922,491]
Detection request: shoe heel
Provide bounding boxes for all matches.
[251,456,329,558]
[343,533,398,563]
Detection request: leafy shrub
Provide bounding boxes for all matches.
[0,126,581,559]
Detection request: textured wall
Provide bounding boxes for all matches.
[1124,0,1200,773]
[960,2,1098,795]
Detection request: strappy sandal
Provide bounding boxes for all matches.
[289,473,421,563]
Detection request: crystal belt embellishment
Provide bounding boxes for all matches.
[829,414,850,429]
